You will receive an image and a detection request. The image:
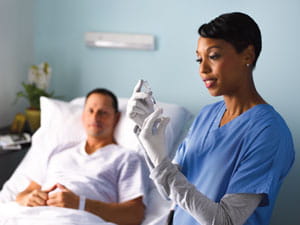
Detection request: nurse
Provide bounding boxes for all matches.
[127,12,295,225]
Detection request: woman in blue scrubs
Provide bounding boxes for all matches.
[127,12,295,225]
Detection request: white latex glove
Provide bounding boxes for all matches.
[127,80,155,128]
[139,108,170,167]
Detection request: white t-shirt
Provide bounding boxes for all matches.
[37,142,149,204]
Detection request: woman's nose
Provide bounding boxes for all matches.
[199,59,211,74]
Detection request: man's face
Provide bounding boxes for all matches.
[82,93,119,140]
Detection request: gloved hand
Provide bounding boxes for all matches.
[139,108,170,167]
[127,80,155,128]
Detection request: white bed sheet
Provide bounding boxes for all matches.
[0,202,115,225]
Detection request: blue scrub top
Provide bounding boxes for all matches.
[173,101,295,225]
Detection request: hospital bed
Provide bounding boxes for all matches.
[0,96,193,225]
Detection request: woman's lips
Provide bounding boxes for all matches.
[203,79,217,88]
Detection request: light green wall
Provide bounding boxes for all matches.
[0,0,35,127]
[1,0,295,224]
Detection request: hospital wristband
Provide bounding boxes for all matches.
[79,196,86,210]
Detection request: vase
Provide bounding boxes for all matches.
[25,109,41,133]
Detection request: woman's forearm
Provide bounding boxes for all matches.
[150,159,262,225]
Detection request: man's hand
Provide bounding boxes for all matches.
[19,189,49,207]
[46,183,80,209]
[16,180,48,207]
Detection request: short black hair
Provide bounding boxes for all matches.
[85,88,119,113]
[198,12,261,68]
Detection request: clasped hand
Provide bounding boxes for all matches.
[22,183,79,209]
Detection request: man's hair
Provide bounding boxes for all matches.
[85,88,119,113]
[198,12,262,68]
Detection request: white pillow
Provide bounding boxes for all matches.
[40,97,87,146]
[69,96,193,157]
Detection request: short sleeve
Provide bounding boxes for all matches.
[227,124,284,206]
[117,153,149,205]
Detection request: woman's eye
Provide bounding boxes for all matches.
[196,58,202,64]
[209,53,220,60]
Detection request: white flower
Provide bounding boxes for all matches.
[28,62,51,90]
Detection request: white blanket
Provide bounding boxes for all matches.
[0,202,116,225]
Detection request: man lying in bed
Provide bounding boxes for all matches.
[15,88,149,225]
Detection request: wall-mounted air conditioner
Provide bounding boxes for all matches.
[85,32,155,50]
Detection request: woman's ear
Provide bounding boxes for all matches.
[243,45,255,66]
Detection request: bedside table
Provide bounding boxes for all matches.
[0,126,31,189]
[0,145,30,189]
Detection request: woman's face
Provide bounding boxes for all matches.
[196,37,249,97]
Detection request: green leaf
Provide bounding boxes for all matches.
[15,82,56,110]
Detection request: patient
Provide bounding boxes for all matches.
[15,88,148,225]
